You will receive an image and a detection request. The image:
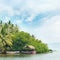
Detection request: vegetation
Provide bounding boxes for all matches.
[0,21,49,54]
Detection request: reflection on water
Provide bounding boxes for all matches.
[0,51,60,60]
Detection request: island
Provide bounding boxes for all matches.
[0,21,50,54]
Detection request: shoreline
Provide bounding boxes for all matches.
[0,50,53,55]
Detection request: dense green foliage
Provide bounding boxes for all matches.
[12,32,49,53]
[0,21,49,53]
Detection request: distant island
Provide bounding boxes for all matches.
[0,21,51,54]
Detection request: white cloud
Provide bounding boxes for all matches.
[0,0,60,44]
[34,16,60,43]
[16,20,23,24]
[0,4,14,16]
[2,16,10,23]
[0,0,60,17]
[25,0,60,13]
[14,20,23,25]
[25,14,36,22]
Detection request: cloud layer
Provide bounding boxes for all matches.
[0,0,60,43]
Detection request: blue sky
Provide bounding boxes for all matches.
[0,0,60,43]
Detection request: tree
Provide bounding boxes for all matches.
[0,20,2,24]
[0,21,13,54]
[12,31,49,53]
[0,33,13,54]
[0,21,49,54]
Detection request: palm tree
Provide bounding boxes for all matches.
[0,22,13,54]
[0,33,13,54]
[0,21,18,54]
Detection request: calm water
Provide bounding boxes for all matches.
[0,51,60,60]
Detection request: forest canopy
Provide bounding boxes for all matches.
[0,21,49,53]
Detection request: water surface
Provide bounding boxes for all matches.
[0,51,60,60]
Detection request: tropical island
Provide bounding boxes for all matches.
[0,21,51,54]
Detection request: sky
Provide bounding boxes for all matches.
[0,0,60,43]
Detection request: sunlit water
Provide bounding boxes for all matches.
[0,51,60,60]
